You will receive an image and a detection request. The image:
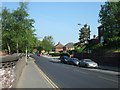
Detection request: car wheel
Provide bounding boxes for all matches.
[67,62,69,64]
[78,63,80,67]
[78,63,81,67]
[85,64,88,67]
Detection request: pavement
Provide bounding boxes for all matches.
[16,57,54,88]
[99,65,120,72]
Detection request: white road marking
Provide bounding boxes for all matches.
[98,76,118,83]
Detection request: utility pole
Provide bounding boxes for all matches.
[25,47,28,65]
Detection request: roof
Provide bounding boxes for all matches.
[65,42,74,48]
[55,42,64,48]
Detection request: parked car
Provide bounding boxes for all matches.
[67,58,80,66]
[60,56,70,63]
[79,59,98,68]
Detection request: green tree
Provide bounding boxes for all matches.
[42,36,54,53]
[35,40,43,53]
[99,2,120,48]
[2,8,14,54]
[2,2,37,53]
[79,24,90,46]
[12,2,35,53]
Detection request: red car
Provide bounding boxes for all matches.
[37,54,41,56]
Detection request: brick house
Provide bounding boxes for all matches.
[53,42,64,53]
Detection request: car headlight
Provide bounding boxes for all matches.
[65,59,67,61]
[75,62,79,65]
[89,63,98,66]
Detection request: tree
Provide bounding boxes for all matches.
[41,36,54,53]
[12,2,35,53]
[35,40,43,53]
[99,2,120,48]
[2,8,14,54]
[79,24,90,46]
[2,2,37,53]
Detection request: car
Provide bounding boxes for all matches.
[67,58,80,66]
[79,59,98,68]
[60,56,70,63]
[37,54,41,56]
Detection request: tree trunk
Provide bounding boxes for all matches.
[25,47,28,65]
[7,43,11,54]
[17,41,19,53]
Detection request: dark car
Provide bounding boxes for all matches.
[67,58,80,66]
[60,56,70,63]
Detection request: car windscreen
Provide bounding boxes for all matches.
[84,59,92,62]
[64,56,69,58]
[72,58,79,61]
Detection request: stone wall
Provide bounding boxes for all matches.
[0,61,16,88]
[0,55,26,89]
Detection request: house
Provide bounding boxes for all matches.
[54,42,64,53]
[63,42,74,51]
[0,50,8,56]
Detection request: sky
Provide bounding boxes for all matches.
[2,2,105,45]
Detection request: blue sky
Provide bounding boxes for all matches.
[2,2,105,45]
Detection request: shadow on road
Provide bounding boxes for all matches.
[49,60,61,64]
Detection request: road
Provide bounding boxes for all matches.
[31,55,119,88]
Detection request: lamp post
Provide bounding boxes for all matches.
[25,28,28,65]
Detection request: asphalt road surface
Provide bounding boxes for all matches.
[31,55,119,88]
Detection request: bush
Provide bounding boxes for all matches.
[60,53,70,57]
[74,45,86,53]
[49,53,60,56]
[91,43,103,50]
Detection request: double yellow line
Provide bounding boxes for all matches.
[33,62,60,90]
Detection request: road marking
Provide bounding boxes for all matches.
[98,76,118,83]
[33,62,60,90]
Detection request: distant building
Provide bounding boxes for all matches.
[54,42,64,53]
[63,42,74,51]
[41,50,45,54]
[33,49,38,54]
[0,50,8,56]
